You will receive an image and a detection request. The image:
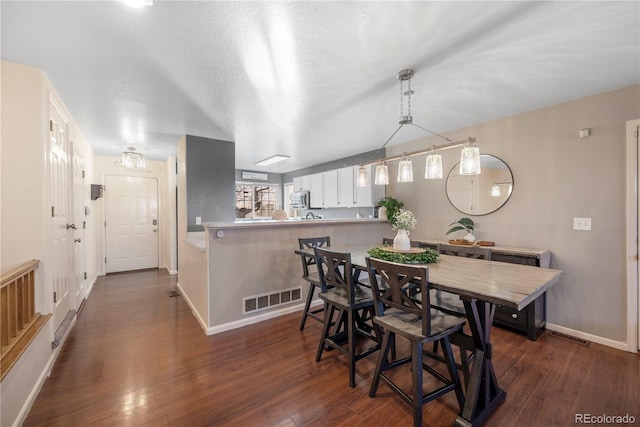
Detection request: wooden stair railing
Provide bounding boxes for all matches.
[1,259,51,381]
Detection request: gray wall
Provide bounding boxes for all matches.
[384,85,639,344]
[186,135,235,231]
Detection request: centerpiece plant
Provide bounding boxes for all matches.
[391,209,416,251]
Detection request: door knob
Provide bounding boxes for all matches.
[74,238,81,243]
[66,223,77,230]
[153,228,157,232]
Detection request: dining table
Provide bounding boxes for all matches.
[295,244,563,427]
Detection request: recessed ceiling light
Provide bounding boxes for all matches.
[121,0,153,8]
[255,154,290,166]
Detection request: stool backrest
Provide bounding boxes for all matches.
[314,247,357,304]
[298,236,331,276]
[366,257,431,337]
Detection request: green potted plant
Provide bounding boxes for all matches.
[378,196,404,223]
[446,217,476,242]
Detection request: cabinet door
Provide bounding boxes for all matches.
[309,173,323,208]
[355,165,373,206]
[293,175,311,191]
[322,170,338,208]
[338,166,355,207]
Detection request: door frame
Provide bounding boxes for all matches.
[625,119,639,353]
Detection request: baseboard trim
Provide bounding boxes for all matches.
[176,282,209,334]
[546,323,629,352]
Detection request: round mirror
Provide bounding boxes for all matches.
[446,154,513,216]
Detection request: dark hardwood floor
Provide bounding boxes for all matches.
[24,270,639,426]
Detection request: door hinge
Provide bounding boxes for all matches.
[105,257,107,264]
[84,272,87,280]
[82,170,85,178]
[104,221,107,227]
[49,120,53,131]
[51,206,55,217]
[53,291,57,303]
[83,221,86,229]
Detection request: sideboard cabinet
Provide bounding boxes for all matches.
[414,239,551,341]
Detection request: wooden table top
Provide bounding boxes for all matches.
[296,245,563,311]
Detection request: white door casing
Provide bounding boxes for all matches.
[49,99,73,329]
[72,145,86,307]
[105,176,159,273]
[625,119,640,352]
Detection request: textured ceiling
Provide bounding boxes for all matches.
[2,1,639,173]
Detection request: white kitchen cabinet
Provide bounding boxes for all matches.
[309,173,323,208]
[293,175,310,191]
[338,166,356,207]
[322,170,339,208]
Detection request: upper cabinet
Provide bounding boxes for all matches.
[299,165,382,209]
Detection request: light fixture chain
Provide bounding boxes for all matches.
[399,79,404,117]
[407,78,411,117]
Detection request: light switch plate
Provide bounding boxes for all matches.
[573,217,591,231]
[196,216,202,225]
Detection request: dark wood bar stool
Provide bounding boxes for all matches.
[314,247,381,388]
[297,236,331,331]
[365,257,465,427]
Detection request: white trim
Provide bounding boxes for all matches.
[625,119,639,353]
[177,280,321,336]
[85,274,97,299]
[162,265,178,275]
[546,323,629,352]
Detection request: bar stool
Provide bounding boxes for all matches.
[297,236,331,331]
[314,246,381,388]
[365,257,465,427]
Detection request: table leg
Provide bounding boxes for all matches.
[455,299,506,427]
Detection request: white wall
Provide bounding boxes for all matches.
[1,60,97,427]
[385,84,640,346]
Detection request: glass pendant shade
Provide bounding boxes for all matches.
[357,166,368,187]
[120,146,146,169]
[491,184,501,197]
[374,164,389,185]
[424,152,443,179]
[459,144,481,175]
[397,159,413,182]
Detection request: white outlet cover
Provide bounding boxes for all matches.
[573,217,592,231]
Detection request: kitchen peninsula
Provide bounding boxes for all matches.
[178,218,391,335]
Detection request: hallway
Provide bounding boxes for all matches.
[23,270,639,426]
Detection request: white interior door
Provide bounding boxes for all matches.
[72,146,86,307]
[105,176,159,273]
[49,99,73,329]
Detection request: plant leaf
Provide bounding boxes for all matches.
[446,225,465,235]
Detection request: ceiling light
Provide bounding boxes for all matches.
[357,69,481,186]
[374,164,389,185]
[255,154,290,166]
[460,142,481,175]
[397,158,413,183]
[116,146,146,169]
[121,0,153,8]
[424,151,443,179]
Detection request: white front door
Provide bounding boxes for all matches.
[49,99,73,329]
[72,146,86,307]
[105,176,159,273]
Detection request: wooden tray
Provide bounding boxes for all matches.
[477,241,495,247]
[448,239,473,246]
[380,246,426,254]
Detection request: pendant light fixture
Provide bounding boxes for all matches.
[118,146,146,169]
[460,141,481,175]
[374,164,389,185]
[491,184,501,197]
[424,149,443,179]
[397,158,413,182]
[357,69,481,186]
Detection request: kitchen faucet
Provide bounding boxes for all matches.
[305,212,316,220]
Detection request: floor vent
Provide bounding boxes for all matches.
[549,331,590,346]
[168,290,180,297]
[243,286,302,315]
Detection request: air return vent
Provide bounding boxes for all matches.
[549,331,590,346]
[243,286,302,315]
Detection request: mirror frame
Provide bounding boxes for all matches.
[445,154,514,216]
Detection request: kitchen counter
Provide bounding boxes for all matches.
[203,217,385,229]
[179,217,391,336]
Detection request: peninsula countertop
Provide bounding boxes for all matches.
[202,217,387,230]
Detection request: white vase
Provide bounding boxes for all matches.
[393,229,411,251]
[378,206,387,220]
[464,232,476,242]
